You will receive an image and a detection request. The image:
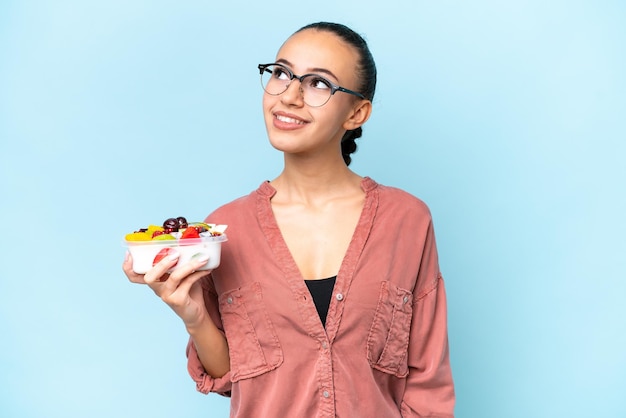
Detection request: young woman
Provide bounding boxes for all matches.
[124,22,455,418]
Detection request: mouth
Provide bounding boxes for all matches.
[275,114,306,125]
[272,111,309,129]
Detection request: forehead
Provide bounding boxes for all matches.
[275,29,359,83]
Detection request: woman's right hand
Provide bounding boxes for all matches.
[122,251,211,329]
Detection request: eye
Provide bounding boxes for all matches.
[272,66,291,81]
[306,76,332,90]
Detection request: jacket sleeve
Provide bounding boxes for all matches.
[401,222,455,417]
[186,339,232,396]
[185,275,233,397]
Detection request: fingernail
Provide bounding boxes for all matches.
[124,251,130,262]
[191,252,209,264]
[167,251,180,261]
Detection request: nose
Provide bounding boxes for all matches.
[280,79,305,106]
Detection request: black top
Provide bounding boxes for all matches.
[304,276,337,328]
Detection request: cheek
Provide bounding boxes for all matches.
[261,98,271,128]
[319,102,350,129]
[262,95,274,120]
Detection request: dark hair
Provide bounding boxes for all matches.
[296,22,377,166]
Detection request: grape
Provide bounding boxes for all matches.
[163,217,179,233]
[176,216,188,229]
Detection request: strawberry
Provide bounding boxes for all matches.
[153,247,177,267]
[180,227,200,239]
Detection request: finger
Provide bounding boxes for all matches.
[144,250,180,288]
[160,271,209,313]
[159,254,210,298]
[188,277,205,301]
[168,270,209,304]
[123,251,147,284]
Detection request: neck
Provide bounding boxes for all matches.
[270,154,363,205]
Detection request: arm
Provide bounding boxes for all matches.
[401,221,455,417]
[401,275,455,417]
[185,273,233,396]
[185,284,230,379]
[123,251,232,394]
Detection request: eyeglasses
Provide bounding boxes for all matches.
[258,63,366,107]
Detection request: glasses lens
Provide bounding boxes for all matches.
[259,64,334,106]
[261,65,290,95]
[300,75,333,107]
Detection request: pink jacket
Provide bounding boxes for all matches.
[187,178,455,417]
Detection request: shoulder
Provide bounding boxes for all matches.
[203,181,271,224]
[369,179,432,221]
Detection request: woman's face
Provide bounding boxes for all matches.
[262,29,368,159]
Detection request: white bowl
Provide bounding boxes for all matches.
[125,234,227,274]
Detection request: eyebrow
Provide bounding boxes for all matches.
[275,58,340,82]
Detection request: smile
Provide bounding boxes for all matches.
[275,114,306,125]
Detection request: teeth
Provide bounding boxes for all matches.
[276,114,305,124]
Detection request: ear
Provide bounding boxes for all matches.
[343,100,372,131]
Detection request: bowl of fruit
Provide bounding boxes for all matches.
[124,216,227,274]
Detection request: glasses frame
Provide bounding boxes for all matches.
[258,63,367,107]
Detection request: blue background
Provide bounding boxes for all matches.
[1,1,625,417]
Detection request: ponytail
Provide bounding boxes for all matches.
[341,127,362,166]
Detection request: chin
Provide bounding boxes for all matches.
[267,136,299,154]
